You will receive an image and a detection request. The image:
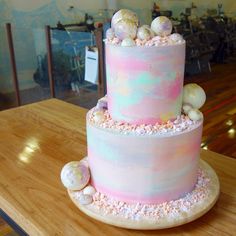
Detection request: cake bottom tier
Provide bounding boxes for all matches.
[87,113,203,204]
[68,160,220,230]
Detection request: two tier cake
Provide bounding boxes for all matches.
[61,9,219,229]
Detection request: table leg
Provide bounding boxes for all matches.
[0,209,28,236]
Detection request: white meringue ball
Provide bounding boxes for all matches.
[106,28,115,40]
[60,162,90,191]
[83,185,96,196]
[79,194,93,205]
[121,37,136,46]
[151,16,172,36]
[188,109,203,121]
[169,33,184,43]
[111,9,138,29]
[93,110,105,124]
[80,157,89,167]
[96,96,108,110]
[114,19,137,40]
[142,25,155,38]
[149,29,155,38]
[137,26,152,40]
[183,83,206,109]
[182,104,193,114]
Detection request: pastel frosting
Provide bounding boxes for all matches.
[105,43,186,124]
[87,112,203,204]
[85,10,204,206]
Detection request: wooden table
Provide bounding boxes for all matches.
[0,99,235,235]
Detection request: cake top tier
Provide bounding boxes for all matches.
[105,9,185,47]
[104,9,205,125]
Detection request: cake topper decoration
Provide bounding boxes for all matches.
[169,33,184,43]
[121,37,136,46]
[105,9,185,47]
[188,108,204,121]
[96,96,108,110]
[182,83,206,121]
[151,16,173,37]
[111,9,138,29]
[111,9,138,40]
[137,25,154,40]
[78,194,93,205]
[183,83,206,109]
[106,28,115,40]
[113,19,137,40]
[83,185,96,196]
[182,104,193,114]
[93,110,106,124]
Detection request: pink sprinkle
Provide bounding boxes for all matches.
[88,109,201,136]
[105,34,184,47]
[71,168,210,221]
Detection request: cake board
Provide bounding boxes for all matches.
[68,160,220,230]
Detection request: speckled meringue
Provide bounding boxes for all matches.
[183,83,206,109]
[106,28,115,40]
[121,37,136,46]
[137,25,153,40]
[60,161,90,190]
[111,9,138,29]
[80,157,89,167]
[188,109,203,121]
[83,185,96,196]
[79,194,93,205]
[96,96,108,110]
[182,104,193,115]
[151,16,172,36]
[93,110,105,124]
[143,25,155,37]
[113,19,137,40]
[169,33,184,43]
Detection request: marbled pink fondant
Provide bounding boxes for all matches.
[87,115,203,204]
[105,43,186,124]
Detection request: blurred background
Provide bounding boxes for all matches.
[0,0,236,111]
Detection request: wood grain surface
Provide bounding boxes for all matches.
[0,99,235,235]
[185,60,236,158]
